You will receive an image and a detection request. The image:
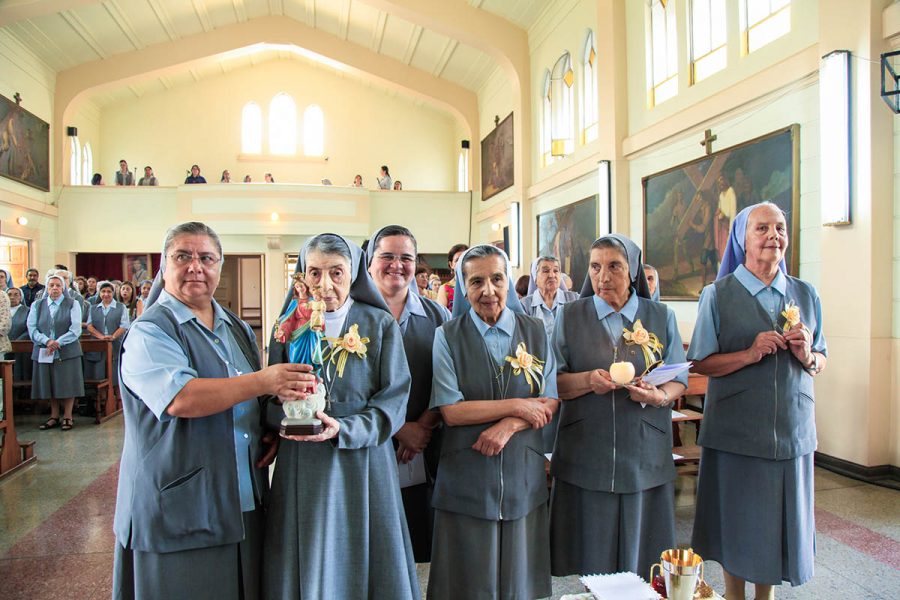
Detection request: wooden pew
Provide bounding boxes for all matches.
[10,339,120,424]
[0,360,37,479]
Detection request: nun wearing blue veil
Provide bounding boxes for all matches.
[688,202,827,599]
[263,233,420,600]
[427,244,559,600]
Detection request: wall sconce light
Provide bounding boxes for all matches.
[820,49,851,226]
[270,212,280,222]
[508,202,520,267]
[16,216,28,226]
[491,222,501,232]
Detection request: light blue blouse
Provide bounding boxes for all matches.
[26,295,83,347]
[86,300,130,333]
[687,265,827,361]
[526,288,568,339]
[398,288,450,334]
[120,290,259,512]
[552,291,688,387]
[430,307,558,409]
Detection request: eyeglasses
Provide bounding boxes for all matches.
[377,253,416,265]
[168,252,221,267]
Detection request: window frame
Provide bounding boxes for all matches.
[268,92,297,156]
[582,30,598,144]
[689,0,728,84]
[647,0,679,107]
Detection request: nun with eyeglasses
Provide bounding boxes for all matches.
[549,234,687,580]
[263,233,420,600]
[688,202,826,600]
[427,244,559,600]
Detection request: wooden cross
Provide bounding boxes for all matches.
[13,92,21,105]
[494,115,500,128]
[700,129,716,155]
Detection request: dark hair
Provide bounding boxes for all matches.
[415,264,430,276]
[54,264,68,271]
[163,222,223,259]
[515,274,530,298]
[26,268,38,276]
[373,225,417,255]
[590,237,628,258]
[265,173,274,182]
[91,173,102,185]
[118,281,139,309]
[447,243,469,266]
[98,281,114,292]
[119,159,127,164]
[381,165,390,175]
[145,165,152,170]
[306,234,351,262]
[535,255,560,271]
[460,244,507,285]
[191,164,200,170]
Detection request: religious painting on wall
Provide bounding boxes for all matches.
[642,124,800,301]
[537,195,599,289]
[0,93,50,192]
[481,112,514,201]
[123,254,152,284]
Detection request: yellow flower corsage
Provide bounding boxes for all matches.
[781,300,801,332]
[623,319,664,370]
[504,342,545,394]
[323,324,369,378]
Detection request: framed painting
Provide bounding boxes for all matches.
[123,254,152,284]
[481,112,514,201]
[642,125,800,300]
[0,94,50,192]
[536,195,599,289]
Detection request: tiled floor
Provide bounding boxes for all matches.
[1,414,898,599]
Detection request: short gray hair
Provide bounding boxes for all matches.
[460,245,507,284]
[535,255,560,270]
[307,234,351,261]
[163,221,223,259]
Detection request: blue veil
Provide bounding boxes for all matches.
[716,202,788,280]
[451,244,524,319]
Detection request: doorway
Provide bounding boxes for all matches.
[214,254,265,348]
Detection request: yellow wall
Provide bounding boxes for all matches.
[91,58,459,191]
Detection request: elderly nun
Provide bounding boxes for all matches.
[365,225,451,563]
[28,270,84,432]
[263,233,420,599]
[5,286,31,383]
[549,234,687,579]
[112,222,313,600]
[688,202,826,600]
[428,244,559,600]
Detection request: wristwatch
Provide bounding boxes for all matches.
[659,388,669,407]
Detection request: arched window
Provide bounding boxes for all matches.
[269,93,297,155]
[541,71,553,166]
[743,0,790,54]
[648,0,678,106]
[69,136,81,185]
[457,151,467,192]
[550,52,574,157]
[582,30,598,144]
[241,102,262,154]
[82,142,93,185]
[691,0,727,82]
[302,104,324,157]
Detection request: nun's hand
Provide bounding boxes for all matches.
[589,369,617,395]
[472,418,517,457]
[513,397,553,429]
[746,331,787,364]
[784,323,812,366]
[259,362,317,400]
[623,379,662,405]
[281,410,340,443]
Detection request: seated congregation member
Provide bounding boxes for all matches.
[118,281,140,321]
[29,271,84,432]
[550,234,687,580]
[138,166,158,186]
[514,274,530,299]
[20,267,45,307]
[135,279,152,317]
[75,276,88,296]
[688,203,826,600]
[366,225,451,563]
[428,244,559,600]
[5,288,32,383]
[85,276,98,304]
[644,263,660,301]
[115,159,134,186]
[264,233,420,600]
[184,164,206,184]
[84,281,129,390]
[113,222,314,600]
[436,243,468,312]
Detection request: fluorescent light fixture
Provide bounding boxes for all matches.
[598,160,612,235]
[508,202,520,267]
[820,49,851,226]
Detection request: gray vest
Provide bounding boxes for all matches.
[113,302,267,553]
[698,274,819,460]
[30,297,82,360]
[85,303,126,362]
[552,296,674,494]
[9,305,29,340]
[432,312,548,521]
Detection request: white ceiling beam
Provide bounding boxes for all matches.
[103,0,143,50]
[60,8,109,60]
[304,0,316,27]
[269,0,284,17]
[127,84,141,98]
[432,38,457,78]
[192,0,213,33]
[159,75,172,89]
[338,0,351,40]
[188,67,200,82]
[370,10,387,53]
[0,0,101,28]
[232,0,247,23]
[147,0,178,41]
[401,25,422,65]
[10,20,76,70]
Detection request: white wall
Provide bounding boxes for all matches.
[93,58,459,191]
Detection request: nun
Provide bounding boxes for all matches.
[689,202,826,600]
[549,234,687,580]
[28,270,84,432]
[365,225,451,563]
[5,287,32,383]
[643,263,661,301]
[84,281,129,388]
[427,244,559,600]
[263,233,420,600]
[112,222,314,600]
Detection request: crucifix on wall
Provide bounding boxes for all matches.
[700,129,717,155]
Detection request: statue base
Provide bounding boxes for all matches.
[280,418,323,436]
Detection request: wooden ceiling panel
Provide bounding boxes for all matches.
[408,29,448,73]
[157,0,206,38]
[377,14,414,64]
[477,0,545,30]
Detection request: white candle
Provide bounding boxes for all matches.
[609,361,635,385]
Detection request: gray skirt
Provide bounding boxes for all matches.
[691,448,815,586]
[113,508,263,600]
[427,504,551,600]
[31,356,85,399]
[83,351,119,386]
[549,479,675,581]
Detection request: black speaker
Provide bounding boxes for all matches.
[66,126,77,137]
[461,140,470,149]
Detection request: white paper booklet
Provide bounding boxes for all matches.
[641,362,692,387]
[580,572,658,600]
[397,453,427,488]
[38,348,56,363]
